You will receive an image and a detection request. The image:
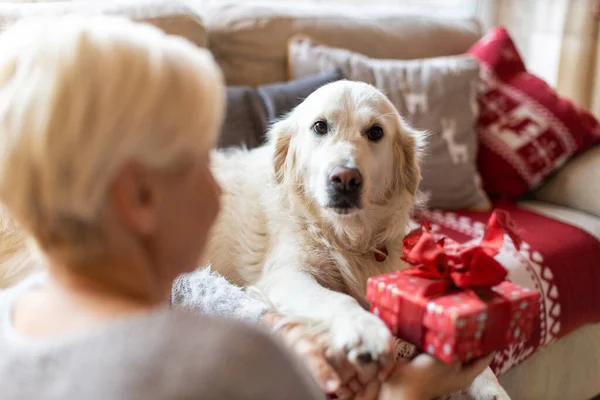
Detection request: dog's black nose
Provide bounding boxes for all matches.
[328,167,362,193]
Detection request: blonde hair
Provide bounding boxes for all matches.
[0,16,225,258]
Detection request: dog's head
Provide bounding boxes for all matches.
[269,80,423,219]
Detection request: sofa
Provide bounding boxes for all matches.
[0,1,599,399]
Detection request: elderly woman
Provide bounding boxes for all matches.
[0,16,490,400]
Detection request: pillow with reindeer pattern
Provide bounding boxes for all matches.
[287,36,489,210]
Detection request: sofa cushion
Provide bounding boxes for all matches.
[0,0,207,48]
[218,70,343,149]
[288,37,489,210]
[203,2,482,86]
[532,145,600,219]
[518,200,600,240]
[468,27,600,200]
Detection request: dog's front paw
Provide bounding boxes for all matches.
[465,367,511,400]
[329,307,393,366]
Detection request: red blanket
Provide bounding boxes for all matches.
[414,203,600,375]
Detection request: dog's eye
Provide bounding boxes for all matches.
[312,121,328,136]
[366,125,384,142]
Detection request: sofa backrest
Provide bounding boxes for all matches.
[0,0,207,48]
[0,0,483,87]
[202,1,483,86]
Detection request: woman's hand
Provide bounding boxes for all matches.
[327,356,382,400]
[261,312,343,394]
[378,353,494,400]
[261,311,384,399]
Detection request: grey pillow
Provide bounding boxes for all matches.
[287,37,490,210]
[218,70,343,149]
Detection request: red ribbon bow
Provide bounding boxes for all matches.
[402,210,522,289]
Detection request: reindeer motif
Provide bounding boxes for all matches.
[440,118,468,164]
[493,105,549,149]
[397,69,428,114]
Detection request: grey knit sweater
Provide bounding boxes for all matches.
[171,267,271,322]
[0,270,326,400]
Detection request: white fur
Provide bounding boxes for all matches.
[205,80,510,398]
[204,81,421,365]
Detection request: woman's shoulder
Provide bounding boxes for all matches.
[149,308,287,365]
[149,310,326,400]
[153,307,267,346]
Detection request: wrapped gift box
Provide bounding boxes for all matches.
[366,211,541,363]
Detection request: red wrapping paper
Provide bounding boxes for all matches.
[366,211,540,363]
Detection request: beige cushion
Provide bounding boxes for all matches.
[532,146,600,218]
[203,2,482,86]
[518,200,600,240]
[0,0,207,48]
[288,37,490,210]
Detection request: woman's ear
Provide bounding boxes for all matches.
[268,118,295,184]
[110,161,159,235]
[393,119,426,198]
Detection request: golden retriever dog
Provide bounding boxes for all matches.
[205,80,509,399]
[0,80,508,399]
[206,80,420,363]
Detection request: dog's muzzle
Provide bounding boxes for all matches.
[326,166,363,214]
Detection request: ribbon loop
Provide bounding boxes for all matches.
[402,210,520,290]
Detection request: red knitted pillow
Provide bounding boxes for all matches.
[468,27,600,199]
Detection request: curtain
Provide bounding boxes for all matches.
[557,0,599,115]
[484,0,600,116]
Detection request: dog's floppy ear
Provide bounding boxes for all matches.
[393,118,426,198]
[268,118,295,184]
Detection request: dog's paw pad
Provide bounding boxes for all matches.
[356,352,373,364]
[330,309,393,367]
